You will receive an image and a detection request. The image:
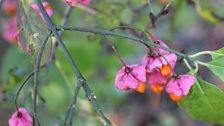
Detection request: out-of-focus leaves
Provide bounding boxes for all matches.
[200,9,219,24]
[17,0,54,65]
[0,46,32,93]
[194,0,220,24]
[179,78,224,124]
[120,8,133,24]
[172,0,197,29]
[199,0,224,21]
[40,82,70,115]
[86,1,125,28]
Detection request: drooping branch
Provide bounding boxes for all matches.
[14,72,34,111]
[56,26,190,60]
[33,32,52,126]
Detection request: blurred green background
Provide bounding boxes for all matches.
[1,0,224,126]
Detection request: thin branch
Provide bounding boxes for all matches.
[148,0,172,28]
[65,79,83,126]
[33,32,52,126]
[112,45,127,68]
[82,80,111,126]
[44,6,73,67]
[14,72,34,111]
[34,0,112,125]
[189,51,224,58]
[60,6,73,33]
[57,26,190,60]
[110,25,144,33]
[183,58,193,71]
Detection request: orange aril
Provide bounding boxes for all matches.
[149,84,165,94]
[169,93,182,102]
[160,65,171,77]
[135,82,146,93]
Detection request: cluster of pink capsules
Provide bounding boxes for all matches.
[115,34,195,102]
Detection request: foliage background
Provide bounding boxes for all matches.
[0,0,224,126]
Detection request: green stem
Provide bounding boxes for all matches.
[65,79,83,126]
[60,6,73,34]
[33,32,52,126]
[15,72,34,112]
[44,6,73,67]
[196,60,208,67]
[193,61,199,74]
[189,51,212,58]
[183,58,193,71]
[189,51,224,58]
[57,26,190,60]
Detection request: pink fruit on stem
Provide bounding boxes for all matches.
[148,69,168,94]
[115,64,146,91]
[166,75,195,102]
[141,40,177,74]
[8,108,32,126]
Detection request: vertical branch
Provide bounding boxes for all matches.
[65,79,83,126]
[33,32,52,126]
[34,0,112,125]
[60,6,73,33]
[44,6,73,67]
[82,80,111,126]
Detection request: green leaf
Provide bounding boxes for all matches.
[179,78,224,124]
[207,56,224,81]
[211,47,224,59]
[17,0,54,65]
